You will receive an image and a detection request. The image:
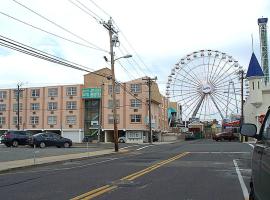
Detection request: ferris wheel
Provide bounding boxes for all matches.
[166,50,243,122]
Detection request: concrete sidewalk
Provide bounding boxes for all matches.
[0,148,127,173]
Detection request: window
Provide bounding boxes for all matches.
[30,116,39,125]
[130,99,141,108]
[66,87,77,96]
[13,90,23,99]
[262,113,270,140]
[67,101,77,110]
[13,116,22,125]
[108,84,120,94]
[48,102,57,110]
[13,103,22,112]
[130,84,141,93]
[108,100,120,109]
[130,114,142,123]
[258,81,260,89]
[31,103,40,111]
[48,116,57,125]
[31,89,40,97]
[0,91,7,99]
[48,88,58,97]
[108,114,119,124]
[66,115,76,124]
[0,116,5,125]
[0,104,6,111]
[252,82,255,90]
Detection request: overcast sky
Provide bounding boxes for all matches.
[0,0,269,94]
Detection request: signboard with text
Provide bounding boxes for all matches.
[82,88,101,99]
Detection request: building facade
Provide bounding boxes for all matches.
[0,68,169,143]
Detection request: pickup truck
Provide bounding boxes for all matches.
[240,106,270,200]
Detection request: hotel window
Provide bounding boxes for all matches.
[48,116,57,125]
[66,115,76,125]
[48,102,57,110]
[108,84,120,94]
[130,114,142,123]
[130,84,141,93]
[66,101,77,110]
[13,116,22,125]
[13,103,23,112]
[13,90,23,99]
[130,99,141,108]
[31,89,40,97]
[108,114,119,124]
[48,88,58,97]
[66,87,77,96]
[0,116,5,125]
[30,116,39,125]
[108,99,120,109]
[0,91,7,99]
[31,103,40,111]
[0,104,6,111]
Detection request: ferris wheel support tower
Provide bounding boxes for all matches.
[258,17,269,84]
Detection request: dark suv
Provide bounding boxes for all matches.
[240,106,270,200]
[1,130,32,147]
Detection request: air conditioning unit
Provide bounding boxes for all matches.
[134,94,138,97]
[51,111,54,114]
[33,112,36,115]
[91,121,99,126]
[69,110,73,113]
[50,125,54,128]
[0,125,2,128]
[134,109,138,112]
[33,98,36,101]
[69,125,73,128]
[32,125,36,128]
[51,97,54,100]
[0,99,3,102]
[0,112,2,115]
[69,96,73,99]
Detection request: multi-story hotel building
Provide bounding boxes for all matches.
[0,68,169,143]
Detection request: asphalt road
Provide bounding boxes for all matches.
[0,140,253,200]
[0,143,134,162]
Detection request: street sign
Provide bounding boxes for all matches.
[82,88,101,99]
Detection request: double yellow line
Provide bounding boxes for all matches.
[71,152,189,200]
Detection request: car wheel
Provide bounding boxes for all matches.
[119,139,125,143]
[5,144,11,147]
[39,142,46,148]
[12,140,19,147]
[64,142,70,148]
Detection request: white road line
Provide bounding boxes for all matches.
[233,159,249,200]
[136,145,153,151]
[119,145,139,150]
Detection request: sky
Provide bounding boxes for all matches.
[0,0,269,95]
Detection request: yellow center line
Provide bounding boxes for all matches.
[71,152,189,200]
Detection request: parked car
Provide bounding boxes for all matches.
[240,106,270,200]
[29,132,72,148]
[118,136,126,143]
[185,132,195,140]
[0,130,32,147]
[212,132,238,141]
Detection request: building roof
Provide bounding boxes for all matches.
[246,53,264,78]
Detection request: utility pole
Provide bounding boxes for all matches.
[239,69,246,142]
[16,83,23,130]
[103,18,119,152]
[98,82,104,143]
[143,77,157,144]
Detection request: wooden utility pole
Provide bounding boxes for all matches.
[143,77,157,144]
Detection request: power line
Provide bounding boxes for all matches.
[87,0,111,18]
[0,35,149,105]
[68,0,103,23]
[0,11,106,52]
[11,0,107,52]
